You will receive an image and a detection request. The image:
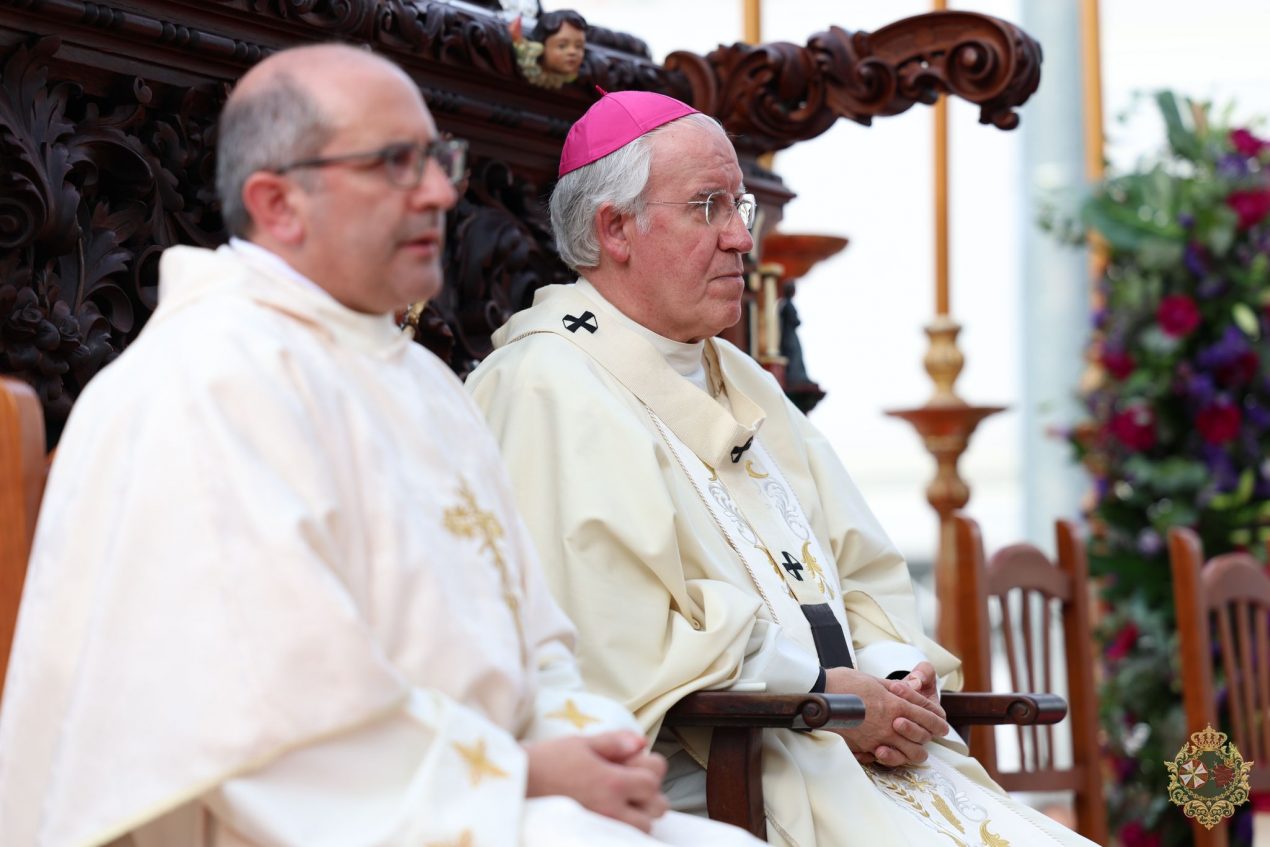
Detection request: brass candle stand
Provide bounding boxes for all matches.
[885,316,1004,651]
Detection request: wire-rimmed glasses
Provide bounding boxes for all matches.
[647,191,757,231]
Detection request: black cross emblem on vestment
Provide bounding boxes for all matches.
[731,437,753,463]
[780,550,805,581]
[562,311,598,334]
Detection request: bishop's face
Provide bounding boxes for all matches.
[624,120,754,343]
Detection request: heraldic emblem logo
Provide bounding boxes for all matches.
[1165,724,1253,829]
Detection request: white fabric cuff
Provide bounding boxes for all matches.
[854,641,930,681]
[729,620,822,694]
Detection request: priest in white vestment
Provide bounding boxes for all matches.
[468,90,1100,847]
[0,46,764,847]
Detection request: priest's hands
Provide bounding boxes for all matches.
[823,666,949,768]
[896,662,945,720]
[523,731,670,833]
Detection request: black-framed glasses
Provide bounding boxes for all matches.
[273,138,468,189]
[647,191,757,231]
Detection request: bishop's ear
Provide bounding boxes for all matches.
[595,202,632,264]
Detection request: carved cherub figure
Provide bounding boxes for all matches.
[511,10,587,90]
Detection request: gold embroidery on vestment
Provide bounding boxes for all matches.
[744,460,768,479]
[452,738,509,786]
[546,698,600,730]
[426,830,473,847]
[932,794,965,833]
[443,479,528,665]
[701,460,718,481]
[978,822,1010,847]
[801,540,834,598]
[762,546,798,600]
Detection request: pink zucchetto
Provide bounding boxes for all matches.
[558,88,700,177]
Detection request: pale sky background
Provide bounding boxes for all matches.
[537,0,1270,583]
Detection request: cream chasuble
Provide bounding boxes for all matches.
[468,281,1097,847]
[0,247,761,847]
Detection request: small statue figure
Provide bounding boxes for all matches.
[510,10,587,90]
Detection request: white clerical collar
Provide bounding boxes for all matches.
[229,237,331,300]
[575,278,708,392]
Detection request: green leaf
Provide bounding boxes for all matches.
[1233,302,1260,337]
[1208,468,1256,510]
[1137,238,1185,270]
[1156,91,1202,160]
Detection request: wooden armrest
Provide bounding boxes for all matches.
[664,692,865,730]
[940,692,1067,726]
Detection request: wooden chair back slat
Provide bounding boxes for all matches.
[953,514,1108,845]
[1254,606,1264,766]
[1169,528,1270,847]
[0,377,47,703]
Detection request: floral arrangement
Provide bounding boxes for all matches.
[1057,92,1269,847]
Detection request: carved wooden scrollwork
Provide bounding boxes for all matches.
[666,10,1041,153]
[422,158,573,377]
[0,36,224,440]
[0,1,1043,439]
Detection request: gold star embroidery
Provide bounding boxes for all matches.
[426,831,473,847]
[453,738,509,786]
[546,698,600,730]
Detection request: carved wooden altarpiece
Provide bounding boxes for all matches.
[0,1,1041,444]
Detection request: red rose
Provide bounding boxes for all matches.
[1102,349,1135,380]
[1230,128,1268,157]
[1119,821,1162,847]
[1109,405,1157,452]
[1157,294,1201,337]
[1217,350,1260,386]
[1105,621,1140,661]
[1196,401,1242,445]
[1226,189,1270,230]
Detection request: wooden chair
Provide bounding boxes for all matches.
[1169,527,1270,847]
[665,651,1067,837]
[0,376,47,703]
[953,514,1108,845]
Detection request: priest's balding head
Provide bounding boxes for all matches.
[215,44,465,313]
[549,92,756,344]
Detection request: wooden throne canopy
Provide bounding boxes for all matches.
[0,1,1041,443]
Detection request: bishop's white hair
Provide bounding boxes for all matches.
[549,112,723,271]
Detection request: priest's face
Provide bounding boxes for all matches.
[291,59,458,314]
[626,121,753,343]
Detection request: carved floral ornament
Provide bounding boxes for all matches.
[0,1,1040,441]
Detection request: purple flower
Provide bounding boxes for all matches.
[1218,152,1250,179]
[1136,529,1163,557]
[1184,242,1210,276]
[1185,371,1218,407]
[1245,397,1270,433]
[1197,326,1259,387]
[1201,444,1240,491]
[1197,276,1229,299]
[1179,212,1196,229]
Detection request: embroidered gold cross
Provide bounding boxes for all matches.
[443,479,525,639]
[546,698,600,730]
[453,738,509,786]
